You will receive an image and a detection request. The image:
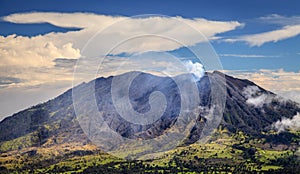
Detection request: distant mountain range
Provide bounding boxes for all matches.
[1,71,299,153]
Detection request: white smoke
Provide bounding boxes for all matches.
[183,60,205,81]
[273,113,300,132]
[242,86,272,108]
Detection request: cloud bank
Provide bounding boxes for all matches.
[226,69,300,104]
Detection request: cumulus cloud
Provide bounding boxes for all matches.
[183,60,205,80]
[0,33,80,89]
[0,35,80,68]
[225,24,300,46]
[273,113,300,132]
[242,85,272,107]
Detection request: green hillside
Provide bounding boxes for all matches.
[0,127,299,173]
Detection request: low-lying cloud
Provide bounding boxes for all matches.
[273,113,300,132]
[226,69,300,105]
[242,85,272,107]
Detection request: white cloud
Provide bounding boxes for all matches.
[219,54,276,58]
[0,35,80,68]
[273,113,300,132]
[278,91,300,105]
[0,12,242,88]
[258,14,300,26]
[225,24,300,46]
[2,12,242,53]
[0,34,80,89]
[3,12,125,29]
[224,14,300,46]
[242,85,272,107]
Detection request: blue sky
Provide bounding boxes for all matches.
[1,0,300,71]
[0,0,300,119]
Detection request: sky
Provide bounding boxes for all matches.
[1,0,300,120]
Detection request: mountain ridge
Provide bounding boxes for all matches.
[0,71,299,152]
[1,71,300,173]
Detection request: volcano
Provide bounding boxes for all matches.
[0,71,299,173]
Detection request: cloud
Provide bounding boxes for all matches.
[258,14,300,26]
[0,35,80,68]
[2,12,242,53]
[242,85,272,107]
[0,12,242,87]
[273,113,300,132]
[219,54,276,58]
[0,77,22,86]
[0,12,242,118]
[225,24,300,46]
[277,91,300,105]
[53,58,77,69]
[0,82,71,121]
[183,60,205,80]
[2,12,120,29]
[225,69,300,104]
[224,14,300,46]
[0,33,79,88]
[92,52,206,81]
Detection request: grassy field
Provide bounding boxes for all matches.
[0,128,299,173]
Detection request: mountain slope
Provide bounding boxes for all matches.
[221,72,299,134]
[0,71,299,152]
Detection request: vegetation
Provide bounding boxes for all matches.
[1,72,299,173]
[0,128,299,173]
